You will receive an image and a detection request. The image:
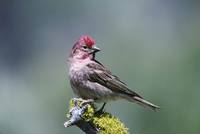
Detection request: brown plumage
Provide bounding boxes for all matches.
[68,35,159,111]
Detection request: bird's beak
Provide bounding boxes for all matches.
[92,45,101,53]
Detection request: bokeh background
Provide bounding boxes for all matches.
[0,0,200,134]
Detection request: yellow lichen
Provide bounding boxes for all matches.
[93,113,129,134]
[82,104,95,121]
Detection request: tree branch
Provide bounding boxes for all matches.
[64,98,129,134]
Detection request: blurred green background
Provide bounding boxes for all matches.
[0,0,200,134]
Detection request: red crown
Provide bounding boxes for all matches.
[81,35,95,48]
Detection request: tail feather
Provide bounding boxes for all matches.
[133,96,160,111]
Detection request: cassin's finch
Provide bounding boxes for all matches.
[68,35,159,111]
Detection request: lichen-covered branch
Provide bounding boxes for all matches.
[64,98,129,134]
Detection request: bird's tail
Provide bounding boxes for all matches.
[132,96,160,111]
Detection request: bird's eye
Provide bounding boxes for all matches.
[82,45,88,49]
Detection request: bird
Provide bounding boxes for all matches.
[68,35,159,111]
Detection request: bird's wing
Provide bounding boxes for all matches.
[87,61,160,111]
[86,62,142,98]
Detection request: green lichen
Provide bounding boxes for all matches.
[67,99,129,134]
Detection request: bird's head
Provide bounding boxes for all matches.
[70,35,100,60]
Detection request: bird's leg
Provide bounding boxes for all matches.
[95,102,106,114]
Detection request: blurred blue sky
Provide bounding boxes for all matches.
[0,0,200,134]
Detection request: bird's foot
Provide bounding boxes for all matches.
[72,98,85,102]
[72,98,94,107]
[80,99,94,106]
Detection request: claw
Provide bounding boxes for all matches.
[80,99,94,106]
[72,98,94,106]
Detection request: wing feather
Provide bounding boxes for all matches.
[87,62,142,98]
